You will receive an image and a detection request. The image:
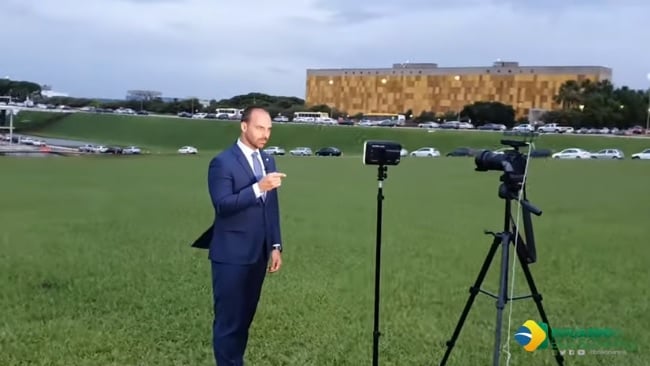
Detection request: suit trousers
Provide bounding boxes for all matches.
[211,252,268,366]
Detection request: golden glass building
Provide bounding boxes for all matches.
[305,61,612,119]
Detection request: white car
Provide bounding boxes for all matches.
[552,148,592,159]
[418,121,439,128]
[631,148,650,160]
[493,147,516,154]
[178,146,198,154]
[410,147,441,157]
[400,148,408,157]
[263,146,285,155]
[591,149,624,159]
[93,145,108,153]
[20,137,35,145]
[78,144,95,152]
[289,147,312,156]
[123,146,141,154]
[512,124,535,132]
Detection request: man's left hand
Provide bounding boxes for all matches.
[269,249,282,273]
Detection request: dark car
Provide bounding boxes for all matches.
[104,146,123,154]
[529,148,552,158]
[446,147,475,157]
[478,123,506,131]
[315,147,341,156]
[440,121,460,129]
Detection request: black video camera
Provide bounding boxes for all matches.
[363,140,402,166]
[475,139,541,263]
[474,140,529,176]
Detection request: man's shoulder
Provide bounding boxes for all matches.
[209,145,237,166]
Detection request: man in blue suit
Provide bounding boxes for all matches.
[207,106,285,366]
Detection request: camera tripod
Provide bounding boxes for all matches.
[438,182,565,366]
[372,165,388,366]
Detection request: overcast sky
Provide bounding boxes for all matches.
[2,0,649,101]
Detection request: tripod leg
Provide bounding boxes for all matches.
[372,181,384,366]
[492,232,511,366]
[439,234,503,366]
[517,255,565,366]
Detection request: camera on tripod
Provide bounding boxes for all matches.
[475,139,529,172]
[474,139,529,189]
[474,139,540,264]
[362,139,402,366]
[439,138,566,366]
[363,140,402,166]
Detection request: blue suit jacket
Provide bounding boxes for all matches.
[206,143,282,265]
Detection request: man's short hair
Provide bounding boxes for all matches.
[240,106,269,123]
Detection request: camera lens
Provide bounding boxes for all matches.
[475,150,507,172]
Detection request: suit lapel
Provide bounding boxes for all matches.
[260,151,274,173]
[230,143,255,180]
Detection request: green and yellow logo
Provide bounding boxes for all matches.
[514,320,548,351]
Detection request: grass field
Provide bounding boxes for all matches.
[14,111,650,156]
[1,153,648,366]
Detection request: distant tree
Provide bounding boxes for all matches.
[0,79,41,100]
[415,110,436,122]
[460,101,516,126]
[545,79,648,128]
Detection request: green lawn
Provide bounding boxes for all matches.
[1,154,648,366]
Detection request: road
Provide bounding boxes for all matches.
[9,133,95,148]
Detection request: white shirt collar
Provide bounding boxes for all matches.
[237,138,259,157]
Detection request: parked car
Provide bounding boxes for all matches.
[439,121,460,129]
[537,123,573,134]
[123,146,142,154]
[591,149,624,159]
[478,123,507,131]
[631,148,650,159]
[93,145,109,153]
[178,146,198,154]
[263,146,285,155]
[446,147,475,157]
[315,147,341,156]
[410,147,441,157]
[418,121,439,128]
[289,147,312,156]
[78,144,95,152]
[529,149,553,158]
[493,147,515,154]
[512,124,535,132]
[552,148,591,159]
[104,146,123,154]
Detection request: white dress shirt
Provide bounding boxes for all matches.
[237,139,266,199]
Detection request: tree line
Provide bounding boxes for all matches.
[540,79,648,128]
[2,78,647,129]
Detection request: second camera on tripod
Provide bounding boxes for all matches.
[363,140,402,166]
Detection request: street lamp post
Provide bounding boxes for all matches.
[645,73,650,133]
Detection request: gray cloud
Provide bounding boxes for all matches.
[2,0,649,101]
